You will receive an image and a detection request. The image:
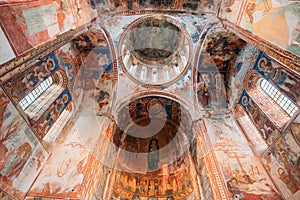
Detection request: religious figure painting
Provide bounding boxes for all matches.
[28,126,90,199]
[261,125,300,199]
[147,139,160,171]
[94,71,113,115]
[0,89,48,199]
[0,0,97,55]
[227,44,258,107]
[238,91,280,146]
[291,123,300,147]
[0,142,31,179]
[253,52,300,106]
[114,165,194,198]
[219,150,281,199]
[57,42,82,89]
[239,0,300,56]
[34,89,72,138]
[73,26,107,50]
[203,116,281,199]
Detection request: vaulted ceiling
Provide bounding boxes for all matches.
[0,1,300,200]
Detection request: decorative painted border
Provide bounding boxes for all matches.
[93,22,119,115]
[0,25,86,83]
[196,121,230,200]
[188,152,201,200]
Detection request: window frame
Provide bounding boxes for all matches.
[19,76,53,110]
[259,79,298,117]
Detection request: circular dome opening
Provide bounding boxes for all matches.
[119,16,192,87]
[130,19,180,62]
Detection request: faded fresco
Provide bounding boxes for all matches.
[57,42,82,91]
[32,89,72,139]
[113,167,194,199]
[28,123,90,199]
[234,48,300,199]
[138,0,175,9]
[0,27,15,65]
[238,91,280,146]
[0,88,48,199]
[95,0,217,12]
[83,70,114,115]
[73,24,114,116]
[196,30,246,110]
[73,63,85,109]
[82,159,111,199]
[227,44,258,107]
[234,105,268,155]
[71,0,98,27]
[253,51,300,106]
[236,51,299,138]
[57,41,85,109]
[2,51,73,140]
[80,121,115,199]
[163,68,193,102]
[101,14,222,105]
[114,95,193,175]
[241,0,300,56]
[199,166,214,200]
[220,0,300,56]
[1,7,299,200]
[27,63,115,199]
[0,0,96,55]
[219,0,243,23]
[192,141,214,199]
[203,115,281,199]
[3,53,59,104]
[261,114,300,199]
[99,15,138,100]
[0,189,14,200]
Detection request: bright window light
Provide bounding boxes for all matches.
[260,79,298,117]
[19,76,53,110]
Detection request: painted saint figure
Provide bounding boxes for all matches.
[147,139,159,171]
[0,143,31,179]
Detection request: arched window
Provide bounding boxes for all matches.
[260,79,298,117]
[18,70,67,121]
[244,70,297,129]
[19,76,53,110]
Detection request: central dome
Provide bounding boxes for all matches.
[130,19,181,62]
[119,16,192,87]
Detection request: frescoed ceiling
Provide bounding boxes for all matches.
[130,18,181,62]
[119,16,191,87]
[1,1,300,200]
[95,0,219,12]
[196,29,247,109]
[111,95,196,199]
